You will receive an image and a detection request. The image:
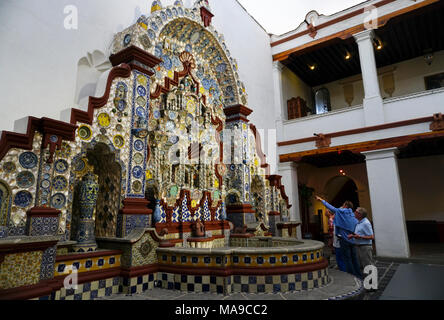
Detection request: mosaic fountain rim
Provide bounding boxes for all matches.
[157,238,324,255]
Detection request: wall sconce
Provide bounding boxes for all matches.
[308,64,317,71]
[345,51,352,60]
[424,52,434,66]
[373,37,383,50]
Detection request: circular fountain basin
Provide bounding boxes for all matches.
[156,237,329,294]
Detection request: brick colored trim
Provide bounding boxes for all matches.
[271,0,396,48]
[119,198,152,216]
[280,130,444,163]
[0,240,59,255]
[278,116,435,147]
[272,0,440,61]
[26,207,61,218]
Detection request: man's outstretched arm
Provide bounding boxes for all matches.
[315,196,338,213]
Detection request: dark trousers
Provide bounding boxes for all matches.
[334,247,347,272]
[339,238,362,279]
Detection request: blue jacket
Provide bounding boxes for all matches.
[322,201,358,244]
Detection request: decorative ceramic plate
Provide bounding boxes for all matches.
[134,140,144,152]
[137,75,148,86]
[16,171,35,188]
[113,135,124,149]
[216,63,227,73]
[19,152,38,169]
[148,29,156,40]
[166,121,176,132]
[190,31,201,44]
[132,181,142,193]
[51,193,66,209]
[55,160,69,174]
[98,113,111,128]
[123,34,131,46]
[186,114,194,125]
[116,124,123,132]
[160,11,167,21]
[137,85,146,97]
[53,176,68,192]
[41,180,51,189]
[132,166,144,179]
[3,162,16,173]
[14,191,33,208]
[153,110,161,119]
[167,111,177,121]
[166,9,172,18]
[172,8,178,16]
[57,143,72,158]
[136,96,146,107]
[163,55,173,70]
[115,99,127,111]
[168,135,179,145]
[74,158,86,172]
[136,107,146,118]
[133,153,144,165]
[185,44,192,53]
[149,119,158,130]
[186,99,196,113]
[78,125,92,140]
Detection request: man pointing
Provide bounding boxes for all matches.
[316,196,362,279]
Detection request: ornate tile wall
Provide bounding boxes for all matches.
[0,251,43,289]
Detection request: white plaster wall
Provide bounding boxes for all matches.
[313,80,365,111]
[399,155,444,222]
[281,66,313,118]
[0,0,276,140]
[310,50,444,111]
[280,105,365,144]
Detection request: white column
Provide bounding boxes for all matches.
[272,61,285,140]
[354,30,384,126]
[363,148,410,259]
[278,162,302,239]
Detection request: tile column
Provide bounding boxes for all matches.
[354,30,384,126]
[278,162,302,239]
[363,148,410,258]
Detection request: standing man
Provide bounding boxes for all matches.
[348,207,375,275]
[325,210,346,272]
[316,196,362,279]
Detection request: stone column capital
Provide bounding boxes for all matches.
[362,147,399,161]
[353,29,375,43]
[272,61,284,72]
[278,162,299,171]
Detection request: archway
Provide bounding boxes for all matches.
[70,142,123,241]
[324,175,360,209]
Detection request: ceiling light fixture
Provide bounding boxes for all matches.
[373,37,383,50]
